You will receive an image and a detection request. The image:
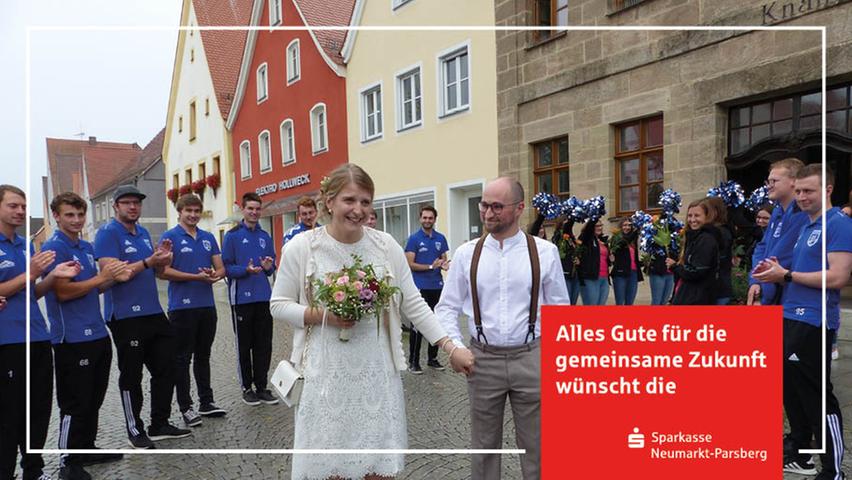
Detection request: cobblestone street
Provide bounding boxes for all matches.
[34,282,521,479]
[23,282,852,479]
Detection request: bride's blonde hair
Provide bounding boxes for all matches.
[319,164,375,218]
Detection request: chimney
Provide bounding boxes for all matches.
[88,136,97,145]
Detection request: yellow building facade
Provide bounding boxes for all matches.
[343,0,499,255]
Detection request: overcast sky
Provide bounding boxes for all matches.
[0,0,183,216]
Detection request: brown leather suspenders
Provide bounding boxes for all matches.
[469,233,541,344]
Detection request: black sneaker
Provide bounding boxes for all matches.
[127,432,155,449]
[147,423,192,441]
[256,389,279,405]
[242,389,261,406]
[198,402,227,417]
[59,464,91,480]
[783,457,817,475]
[181,407,202,427]
[427,359,445,371]
[78,451,124,467]
[409,364,423,375]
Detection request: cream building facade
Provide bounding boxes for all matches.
[163,0,250,245]
[343,0,500,254]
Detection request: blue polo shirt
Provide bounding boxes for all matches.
[94,219,163,320]
[222,221,276,305]
[42,230,109,344]
[404,228,449,290]
[749,200,809,304]
[161,224,221,312]
[782,207,852,329]
[283,221,319,246]
[0,234,50,345]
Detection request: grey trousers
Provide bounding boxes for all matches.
[467,338,540,480]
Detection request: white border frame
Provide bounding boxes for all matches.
[359,80,384,143]
[25,24,827,458]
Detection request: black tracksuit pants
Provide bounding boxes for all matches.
[170,307,218,412]
[784,318,845,476]
[53,336,112,466]
[230,302,272,392]
[107,314,176,436]
[409,289,441,367]
[0,341,52,480]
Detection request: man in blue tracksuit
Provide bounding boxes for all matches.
[0,185,80,480]
[159,194,227,427]
[754,164,852,480]
[748,158,809,305]
[43,192,128,479]
[94,185,191,448]
[222,192,277,406]
[282,196,319,247]
[404,205,449,373]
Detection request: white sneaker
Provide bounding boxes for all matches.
[832,346,840,361]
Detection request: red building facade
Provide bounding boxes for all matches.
[227,0,354,254]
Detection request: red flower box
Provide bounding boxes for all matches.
[167,188,179,204]
[206,173,221,191]
[179,184,192,196]
[191,179,206,195]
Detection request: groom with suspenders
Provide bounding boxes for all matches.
[436,177,569,480]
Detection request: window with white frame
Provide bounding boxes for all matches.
[310,104,328,153]
[372,192,435,246]
[361,84,383,142]
[286,40,300,84]
[439,46,470,117]
[257,63,268,103]
[258,131,272,173]
[240,140,252,179]
[397,67,422,130]
[280,119,296,165]
[270,0,282,25]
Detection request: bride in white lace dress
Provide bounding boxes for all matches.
[270,165,474,480]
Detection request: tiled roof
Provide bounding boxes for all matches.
[193,0,253,119]
[46,138,139,196]
[295,0,356,65]
[89,128,166,198]
[82,145,145,198]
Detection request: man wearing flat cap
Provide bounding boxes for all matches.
[94,185,191,448]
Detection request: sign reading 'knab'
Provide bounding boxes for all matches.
[541,306,782,479]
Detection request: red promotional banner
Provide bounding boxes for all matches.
[541,306,783,479]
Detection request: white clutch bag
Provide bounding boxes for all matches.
[271,360,303,408]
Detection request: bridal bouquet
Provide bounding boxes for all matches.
[313,254,400,342]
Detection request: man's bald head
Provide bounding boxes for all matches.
[485,177,524,203]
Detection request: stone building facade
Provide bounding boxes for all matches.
[495,0,852,224]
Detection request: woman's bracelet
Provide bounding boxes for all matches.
[447,345,459,360]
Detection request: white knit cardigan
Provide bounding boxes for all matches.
[269,226,448,371]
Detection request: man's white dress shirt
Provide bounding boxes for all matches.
[435,229,570,347]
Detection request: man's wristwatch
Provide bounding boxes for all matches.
[783,270,793,283]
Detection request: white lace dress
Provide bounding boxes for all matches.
[291,234,407,480]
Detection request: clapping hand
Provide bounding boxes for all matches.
[198,266,222,283]
[51,260,82,279]
[246,258,263,274]
[0,296,7,311]
[260,256,275,271]
[100,259,131,282]
[30,250,56,278]
[752,256,786,284]
[148,239,173,268]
